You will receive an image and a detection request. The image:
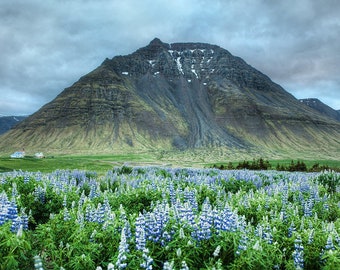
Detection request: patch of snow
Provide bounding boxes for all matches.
[203,82,207,85]
[154,71,160,75]
[210,49,214,54]
[122,72,129,75]
[187,79,191,83]
[192,69,198,78]
[210,69,215,73]
[176,57,184,74]
[199,49,205,53]
[148,60,156,67]
[168,50,174,57]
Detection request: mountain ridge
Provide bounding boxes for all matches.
[0,38,339,159]
[0,115,27,135]
[299,98,340,122]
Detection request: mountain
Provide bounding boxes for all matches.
[1,38,339,159]
[299,98,340,122]
[0,115,27,135]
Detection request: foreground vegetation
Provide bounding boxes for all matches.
[0,166,339,269]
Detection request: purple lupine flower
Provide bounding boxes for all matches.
[95,203,105,224]
[144,213,161,242]
[0,176,6,185]
[175,202,195,227]
[308,229,314,245]
[163,261,175,270]
[20,210,29,230]
[116,226,129,269]
[78,191,86,208]
[161,230,172,246]
[311,187,320,203]
[292,234,304,270]
[140,248,153,270]
[124,220,132,240]
[10,216,22,233]
[135,213,146,249]
[85,204,93,222]
[183,188,198,212]
[76,210,85,228]
[199,219,212,240]
[211,208,221,231]
[136,225,146,251]
[255,225,264,238]
[33,255,44,270]
[194,202,213,241]
[62,195,67,208]
[0,212,6,226]
[103,196,112,213]
[325,235,335,251]
[303,198,313,217]
[90,229,97,243]
[281,187,288,205]
[89,182,98,199]
[220,205,237,232]
[335,232,340,246]
[11,183,18,198]
[34,186,45,203]
[264,225,273,244]
[0,194,9,225]
[63,208,71,221]
[119,205,127,222]
[24,176,30,184]
[236,234,248,256]
[288,221,296,238]
[6,200,18,221]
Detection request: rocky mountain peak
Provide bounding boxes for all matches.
[106,39,261,87]
[1,39,339,157]
[148,37,168,47]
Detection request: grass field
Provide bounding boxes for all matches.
[0,154,155,173]
[1,153,339,173]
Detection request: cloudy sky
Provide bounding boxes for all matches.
[1,0,340,115]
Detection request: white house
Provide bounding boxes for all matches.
[10,151,25,158]
[35,152,45,158]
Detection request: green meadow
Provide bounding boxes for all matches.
[1,154,339,173]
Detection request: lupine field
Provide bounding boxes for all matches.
[0,166,339,269]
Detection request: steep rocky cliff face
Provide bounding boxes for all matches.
[1,38,339,157]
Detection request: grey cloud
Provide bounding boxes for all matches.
[1,0,340,115]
